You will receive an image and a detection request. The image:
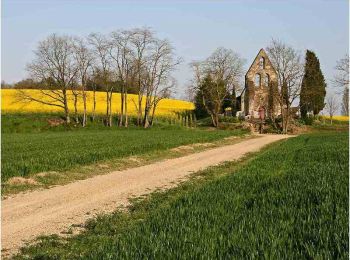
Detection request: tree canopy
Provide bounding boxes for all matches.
[300,50,326,117]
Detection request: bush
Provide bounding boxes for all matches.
[301,116,314,125]
[218,115,240,123]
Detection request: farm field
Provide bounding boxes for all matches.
[1,120,246,183]
[16,131,349,259]
[1,89,194,116]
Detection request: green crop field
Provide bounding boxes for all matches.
[2,117,246,182]
[16,131,349,259]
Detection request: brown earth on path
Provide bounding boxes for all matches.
[2,134,292,257]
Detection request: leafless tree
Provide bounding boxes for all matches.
[325,94,339,124]
[73,37,94,127]
[88,33,114,126]
[71,82,81,124]
[89,67,99,121]
[149,77,176,126]
[334,54,349,88]
[333,55,349,116]
[267,39,304,133]
[109,30,135,127]
[129,28,154,126]
[1,80,13,89]
[142,38,181,128]
[190,47,245,127]
[21,34,78,123]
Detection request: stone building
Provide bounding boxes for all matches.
[240,49,279,119]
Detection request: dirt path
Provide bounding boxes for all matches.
[2,134,291,256]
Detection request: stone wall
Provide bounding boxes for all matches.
[243,49,279,118]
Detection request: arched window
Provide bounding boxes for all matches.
[259,57,265,69]
[255,74,261,87]
[264,73,270,86]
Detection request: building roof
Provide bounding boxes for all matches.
[245,48,277,77]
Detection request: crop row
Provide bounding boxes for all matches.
[17,132,349,259]
[2,128,242,181]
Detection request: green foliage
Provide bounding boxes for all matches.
[16,132,349,259]
[1,113,122,133]
[197,116,240,127]
[302,116,315,125]
[218,115,240,123]
[194,88,209,119]
[222,91,232,112]
[197,74,227,126]
[2,119,244,181]
[300,50,327,117]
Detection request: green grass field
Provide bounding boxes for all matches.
[16,131,349,259]
[2,113,247,182]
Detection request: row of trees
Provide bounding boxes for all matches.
[19,28,180,127]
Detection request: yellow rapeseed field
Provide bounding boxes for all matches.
[321,115,349,122]
[1,89,194,116]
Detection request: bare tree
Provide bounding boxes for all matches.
[129,28,154,126]
[89,67,99,122]
[190,47,245,127]
[71,83,81,124]
[109,30,135,127]
[88,33,114,126]
[73,37,94,127]
[334,55,349,88]
[325,94,339,124]
[1,80,13,89]
[342,87,349,116]
[22,34,78,123]
[267,39,304,133]
[149,78,176,126]
[142,38,180,128]
[333,55,349,116]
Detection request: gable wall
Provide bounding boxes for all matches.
[244,49,279,118]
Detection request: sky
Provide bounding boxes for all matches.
[1,0,349,99]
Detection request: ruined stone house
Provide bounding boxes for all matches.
[238,49,280,119]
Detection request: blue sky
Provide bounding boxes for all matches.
[2,0,349,98]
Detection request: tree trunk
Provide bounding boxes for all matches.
[106,91,110,126]
[109,92,113,127]
[82,90,87,127]
[209,113,216,127]
[124,91,128,128]
[282,107,290,134]
[231,89,237,117]
[92,89,96,122]
[143,104,150,128]
[73,94,79,124]
[215,113,219,128]
[119,86,124,127]
[137,96,143,126]
[63,89,70,124]
[150,102,158,126]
